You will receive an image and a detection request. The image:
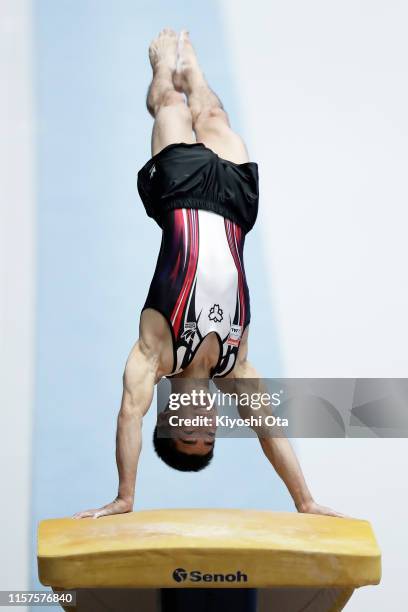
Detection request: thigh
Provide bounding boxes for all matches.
[194,108,250,164]
[151,104,195,156]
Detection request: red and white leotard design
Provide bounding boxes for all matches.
[143,208,250,377]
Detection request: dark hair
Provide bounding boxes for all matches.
[153,426,214,472]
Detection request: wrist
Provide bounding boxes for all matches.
[295,496,314,513]
[117,492,134,506]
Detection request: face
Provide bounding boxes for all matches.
[173,405,217,455]
[158,400,218,456]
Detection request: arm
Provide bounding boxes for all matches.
[73,339,156,519]
[246,362,345,516]
[258,433,313,513]
[258,433,345,517]
[220,337,346,517]
[257,436,316,513]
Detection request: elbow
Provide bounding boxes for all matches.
[118,399,144,424]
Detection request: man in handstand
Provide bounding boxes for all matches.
[74,29,344,520]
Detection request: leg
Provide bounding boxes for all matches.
[174,30,249,164]
[147,29,195,156]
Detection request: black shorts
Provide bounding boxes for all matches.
[137,142,259,233]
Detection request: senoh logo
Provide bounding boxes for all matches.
[172,568,188,583]
[172,568,248,583]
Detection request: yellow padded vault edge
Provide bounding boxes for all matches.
[37,509,381,589]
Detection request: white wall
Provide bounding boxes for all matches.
[0,0,34,605]
[222,1,408,609]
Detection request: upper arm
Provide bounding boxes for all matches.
[121,307,176,417]
[213,336,276,429]
[122,339,157,418]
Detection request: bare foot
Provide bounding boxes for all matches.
[149,28,178,73]
[174,29,205,93]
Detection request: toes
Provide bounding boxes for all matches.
[160,27,176,37]
[180,29,191,43]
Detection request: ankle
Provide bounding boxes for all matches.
[177,67,207,97]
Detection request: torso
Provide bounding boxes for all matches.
[142,208,250,377]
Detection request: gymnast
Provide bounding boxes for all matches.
[74,28,344,520]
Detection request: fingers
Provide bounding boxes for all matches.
[305,503,349,519]
[324,507,349,519]
[72,504,121,520]
[326,506,350,518]
[92,508,113,519]
[72,508,107,520]
[72,509,98,519]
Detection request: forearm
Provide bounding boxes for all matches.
[259,436,314,511]
[115,401,143,505]
[114,339,156,505]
